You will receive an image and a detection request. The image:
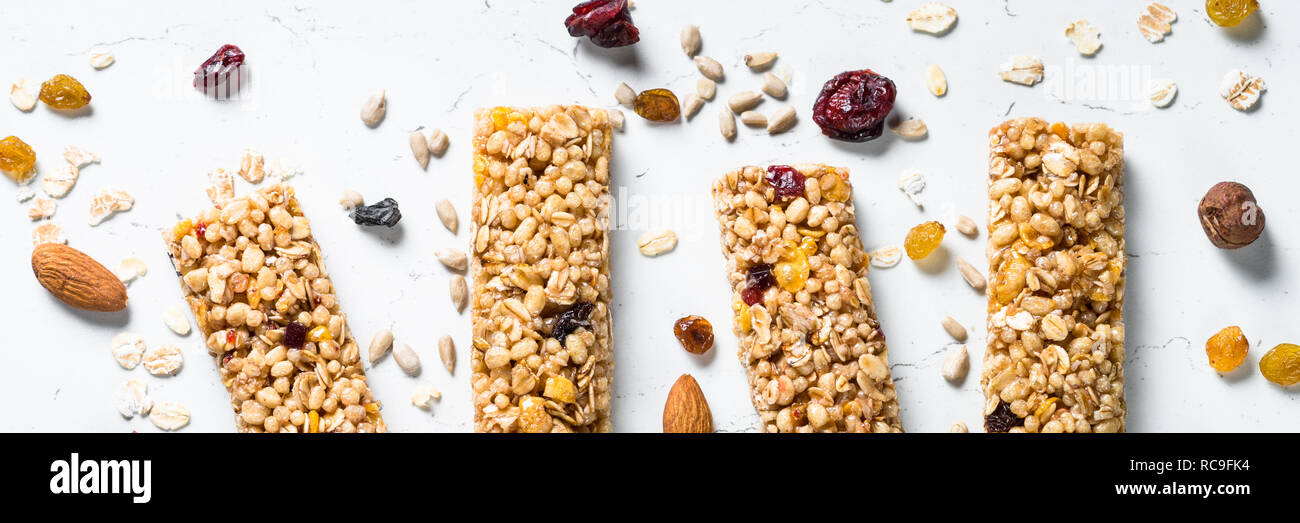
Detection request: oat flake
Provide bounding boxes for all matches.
[32,223,67,247]
[42,165,79,198]
[149,401,190,431]
[897,169,926,208]
[64,145,100,168]
[88,187,133,226]
[110,333,147,370]
[115,257,148,283]
[868,246,903,268]
[1148,79,1177,108]
[1220,69,1265,111]
[142,344,184,376]
[15,186,36,203]
[115,379,152,419]
[906,3,957,34]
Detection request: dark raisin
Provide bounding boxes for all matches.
[811,69,897,142]
[741,263,775,305]
[284,321,307,349]
[565,0,640,48]
[350,198,402,227]
[673,315,715,354]
[766,165,805,202]
[983,401,1023,433]
[193,44,246,95]
[552,302,596,344]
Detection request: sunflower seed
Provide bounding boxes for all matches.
[683,94,704,119]
[436,248,468,271]
[368,329,394,364]
[614,82,636,106]
[695,56,724,81]
[681,25,701,57]
[956,257,986,291]
[435,198,458,233]
[697,78,716,100]
[925,64,947,96]
[718,109,737,140]
[637,229,678,256]
[941,345,968,382]
[728,91,763,113]
[393,342,421,376]
[1148,79,1177,108]
[1064,20,1102,56]
[740,110,766,127]
[890,119,928,140]
[949,421,969,433]
[998,55,1044,86]
[163,307,192,336]
[450,275,468,312]
[941,316,968,341]
[409,131,431,169]
[360,90,386,127]
[955,215,978,237]
[906,3,958,35]
[761,73,788,99]
[744,52,778,70]
[766,106,796,134]
[427,129,449,157]
[438,335,456,373]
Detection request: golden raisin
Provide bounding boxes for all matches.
[519,395,553,433]
[490,107,510,130]
[673,315,715,354]
[633,88,681,122]
[773,241,810,292]
[734,302,752,333]
[994,253,1031,305]
[904,221,946,260]
[1205,326,1249,373]
[0,136,38,183]
[543,376,577,403]
[38,74,92,110]
[1259,343,1300,386]
[823,174,851,202]
[307,325,333,343]
[1207,0,1259,27]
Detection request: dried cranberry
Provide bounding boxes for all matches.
[552,302,596,344]
[193,44,246,94]
[194,222,206,237]
[812,69,897,142]
[766,165,805,202]
[565,0,640,48]
[221,351,234,367]
[225,329,237,345]
[741,264,775,305]
[984,401,1023,433]
[284,321,307,349]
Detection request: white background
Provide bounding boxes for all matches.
[1,0,1295,432]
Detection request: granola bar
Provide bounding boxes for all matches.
[712,164,903,433]
[982,118,1126,433]
[469,106,614,433]
[163,184,386,433]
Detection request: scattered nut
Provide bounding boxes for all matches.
[662,374,713,433]
[727,91,763,113]
[1148,79,1178,108]
[744,51,778,70]
[427,129,449,157]
[941,316,968,342]
[10,78,37,112]
[28,198,56,220]
[149,401,190,431]
[1137,2,1177,43]
[956,257,986,291]
[163,306,192,335]
[718,109,736,140]
[409,131,431,169]
[1198,181,1265,249]
[609,109,626,131]
[906,2,958,35]
[999,55,1044,86]
[435,198,458,233]
[1220,69,1265,111]
[925,64,947,96]
[941,345,968,382]
[339,189,364,209]
[614,82,636,106]
[868,245,902,268]
[450,275,468,312]
[368,329,394,364]
[114,379,151,419]
[955,215,978,237]
[766,106,796,134]
[1064,20,1102,56]
[696,78,716,100]
[682,94,704,119]
[64,145,100,168]
[237,149,265,183]
[739,110,766,127]
[890,118,928,140]
[89,49,116,69]
[435,248,468,271]
[761,73,787,100]
[949,421,969,433]
[110,333,146,370]
[42,165,79,199]
[438,335,456,373]
[360,90,386,127]
[637,229,678,256]
[897,169,925,207]
[681,25,701,57]
[114,257,148,283]
[694,55,724,81]
[393,341,421,376]
[31,243,127,312]
[142,344,184,376]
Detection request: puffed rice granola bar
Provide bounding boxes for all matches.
[164,184,386,433]
[982,118,1126,433]
[712,164,903,433]
[470,106,614,433]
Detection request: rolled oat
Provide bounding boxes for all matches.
[115,379,152,419]
[111,333,147,370]
[142,344,184,376]
[637,228,678,256]
[149,401,190,431]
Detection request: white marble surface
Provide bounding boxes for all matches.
[1,0,1295,432]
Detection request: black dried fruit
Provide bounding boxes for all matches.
[284,321,307,349]
[565,0,640,48]
[812,69,897,142]
[766,165,805,202]
[741,263,775,305]
[350,197,401,227]
[984,401,1022,433]
[552,302,595,344]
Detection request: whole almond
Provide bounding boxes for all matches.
[663,374,714,433]
[32,244,128,312]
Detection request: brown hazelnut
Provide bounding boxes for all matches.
[1198,181,1265,249]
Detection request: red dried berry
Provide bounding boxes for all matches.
[195,222,207,237]
[194,44,245,94]
[742,263,775,305]
[984,401,1022,433]
[565,0,640,48]
[225,329,237,345]
[812,69,897,142]
[766,165,805,202]
[284,321,307,349]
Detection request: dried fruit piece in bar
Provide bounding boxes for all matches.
[712,163,903,433]
[471,105,614,433]
[982,118,1125,433]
